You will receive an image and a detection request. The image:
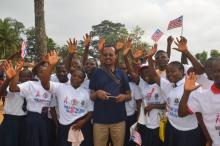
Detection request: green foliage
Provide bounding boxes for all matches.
[210,49,220,57]
[25,27,57,61]
[195,51,207,65]
[0,17,24,59]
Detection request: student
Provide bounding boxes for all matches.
[137,63,166,146]
[119,63,142,146]
[6,60,54,146]
[40,52,93,146]
[178,57,220,146]
[0,60,31,146]
[147,37,202,146]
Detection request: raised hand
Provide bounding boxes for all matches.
[15,59,24,72]
[146,43,157,58]
[184,72,200,92]
[97,38,105,52]
[133,49,144,59]
[123,37,132,56]
[173,36,188,53]
[2,60,16,79]
[167,36,174,46]
[67,38,77,54]
[83,33,91,48]
[115,38,125,50]
[47,50,59,66]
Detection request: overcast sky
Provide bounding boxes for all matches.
[1,0,220,60]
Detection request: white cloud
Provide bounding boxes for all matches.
[0,0,219,60]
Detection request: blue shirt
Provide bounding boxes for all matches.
[89,68,130,124]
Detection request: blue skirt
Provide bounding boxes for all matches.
[47,118,57,146]
[0,114,26,146]
[125,113,137,146]
[57,120,93,146]
[24,112,50,146]
[164,121,202,146]
[137,124,162,146]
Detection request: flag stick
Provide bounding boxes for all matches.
[181,16,183,36]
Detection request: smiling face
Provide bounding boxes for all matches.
[155,51,169,70]
[102,47,117,66]
[166,62,184,83]
[70,70,85,89]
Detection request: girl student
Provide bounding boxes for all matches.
[137,62,166,146]
[146,37,204,146]
[40,51,93,146]
[0,60,32,146]
[178,57,220,146]
[6,59,55,146]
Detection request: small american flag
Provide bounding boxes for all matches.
[130,129,142,146]
[21,41,28,59]
[151,29,164,42]
[167,15,183,30]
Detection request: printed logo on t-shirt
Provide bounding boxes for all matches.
[174,98,179,105]
[33,91,50,105]
[146,88,155,100]
[215,113,220,136]
[167,97,179,118]
[63,96,85,114]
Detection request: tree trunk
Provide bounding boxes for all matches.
[34,0,47,59]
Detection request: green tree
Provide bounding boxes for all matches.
[210,49,220,57]
[195,51,208,65]
[25,27,57,61]
[34,0,47,59]
[0,17,24,59]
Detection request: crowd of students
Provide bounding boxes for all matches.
[0,34,219,146]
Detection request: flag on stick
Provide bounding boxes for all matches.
[167,15,183,30]
[151,29,164,42]
[21,41,28,59]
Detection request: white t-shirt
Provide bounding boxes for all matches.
[188,87,220,146]
[80,76,90,92]
[160,77,198,131]
[4,88,26,116]
[138,82,165,129]
[50,82,93,125]
[196,74,213,89]
[18,81,53,114]
[125,82,142,116]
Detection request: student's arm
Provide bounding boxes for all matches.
[82,34,91,66]
[167,36,173,59]
[41,51,59,90]
[123,39,139,83]
[50,107,58,129]
[178,72,200,117]
[196,113,212,146]
[144,103,166,114]
[3,60,24,92]
[173,36,204,74]
[71,111,93,130]
[135,99,142,120]
[146,44,161,85]
[65,38,77,73]
[0,78,10,96]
